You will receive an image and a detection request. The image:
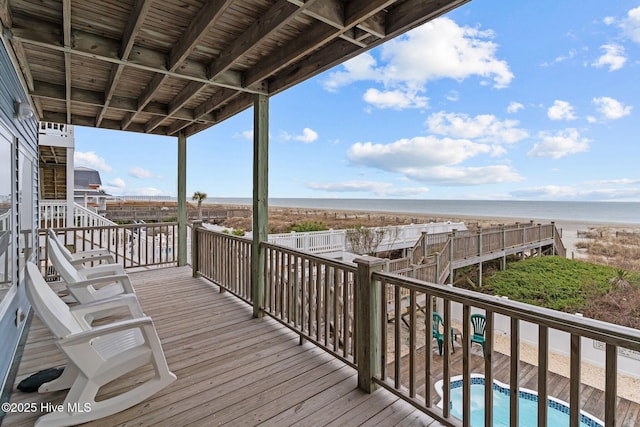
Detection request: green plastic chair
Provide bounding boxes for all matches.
[432,312,455,356]
[470,313,487,356]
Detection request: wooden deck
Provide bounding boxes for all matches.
[3,266,443,427]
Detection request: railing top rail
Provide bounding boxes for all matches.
[374,270,640,351]
[47,222,179,233]
[262,241,357,272]
[197,226,252,243]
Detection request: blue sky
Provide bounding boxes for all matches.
[74,1,640,201]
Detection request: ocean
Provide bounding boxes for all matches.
[206,198,640,225]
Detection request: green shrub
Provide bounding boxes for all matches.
[231,228,245,236]
[289,221,328,232]
[482,256,629,313]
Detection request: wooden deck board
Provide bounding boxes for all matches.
[3,266,437,427]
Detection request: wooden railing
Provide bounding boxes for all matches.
[40,223,178,279]
[190,227,639,426]
[263,243,358,366]
[366,269,638,427]
[194,228,252,303]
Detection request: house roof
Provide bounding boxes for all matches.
[1,0,468,137]
[74,167,102,189]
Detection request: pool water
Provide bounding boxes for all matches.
[440,376,604,427]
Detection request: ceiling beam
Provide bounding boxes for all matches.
[31,80,217,125]
[168,0,234,71]
[97,0,153,126]
[8,18,263,94]
[126,0,234,132]
[154,0,319,134]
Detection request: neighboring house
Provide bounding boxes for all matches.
[74,167,111,212]
[0,40,39,404]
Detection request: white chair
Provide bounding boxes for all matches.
[25,263,176,427]
[48,229,115,269]
[47,237,135,304]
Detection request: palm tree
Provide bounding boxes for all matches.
[192,191,207,220]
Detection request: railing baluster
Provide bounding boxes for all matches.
[462,305,471,427]
[485,310,494,426]
[605,343,617,426]
[425,293,432,407]
[443,298,451,419]
[538,325,548,427]
[394,284,401,389]
[570,334,581,427]
[409,289,416,398]
[510,317,520,426]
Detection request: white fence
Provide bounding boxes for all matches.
[450,300,640,379]
[40,200,117,229]
[268,222,467,255]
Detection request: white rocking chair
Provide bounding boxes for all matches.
[25,263,176,427]
[48,229,115,268]
[47,237,135,304]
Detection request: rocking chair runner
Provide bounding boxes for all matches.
[25,263,176,427]
[432,312,455,356]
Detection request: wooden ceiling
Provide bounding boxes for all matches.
[1,0,468,137]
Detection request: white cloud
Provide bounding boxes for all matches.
[506,102,524,114]
[528,128,590,159]
[282,128,319,143]
[322,17,513,109]
[592,96,632,120]
[402,165,522,185]
[620,6,640,43]
[107,178,126,189]
[426,111,528,144]
[446,91,460,102]
[547,100,577,121]
[346,136,522,185]
[348,137,489,170]
[74,151,112,172]
[129,167,154,179]
[295,128,319,143]
[306,180,430,197]
[592,44,627,71]
[322,53,379,92]
[363,88,428,110]
[512,180,640,201]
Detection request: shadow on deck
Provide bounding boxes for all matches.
[3,267,442,427]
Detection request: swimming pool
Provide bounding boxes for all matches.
[435,374,604,427]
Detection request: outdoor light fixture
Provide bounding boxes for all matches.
[14,100,34,120]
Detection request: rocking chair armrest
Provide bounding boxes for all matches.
[69,294,144,323]
[80,263,126,278]
[69,253,116,267]
[61,317,154,345]
[67,274,135,293]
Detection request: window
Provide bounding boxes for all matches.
[0,127,13,300]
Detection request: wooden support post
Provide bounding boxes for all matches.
[252,93,269,318]
[354,256,386,393]
[177,131,187,266]
[435,252,441,284]
[551,221,557,255]
[501,224,507,270]
[191,220,202,277]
